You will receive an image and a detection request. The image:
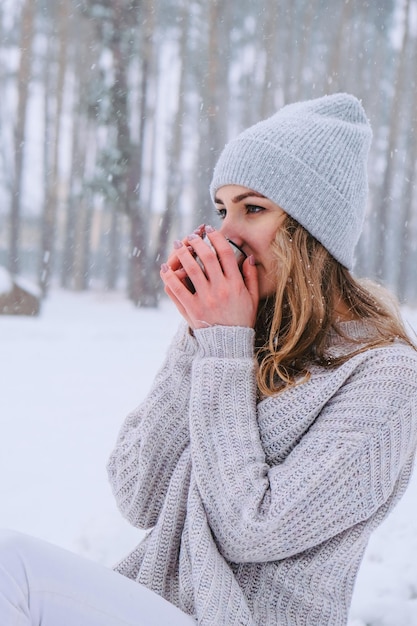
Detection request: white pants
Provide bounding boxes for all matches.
[0,531,196,625]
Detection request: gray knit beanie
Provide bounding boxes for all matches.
[210,93,372,269]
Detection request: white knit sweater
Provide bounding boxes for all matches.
[107,321,417,625]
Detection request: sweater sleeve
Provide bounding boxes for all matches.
[107,322,196,529]
[189,325,417,563]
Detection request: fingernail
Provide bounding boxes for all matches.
[194,223,205,233]
[205,225,215,233]
[249,255,255,266]
[173,240,183,249]
[161,263,169,273]
[187,233,199,240]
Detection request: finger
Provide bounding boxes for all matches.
[241,255,259,304]
[172,239,213,291]
[184,232,231,282]
[202,228,243,278]
[166,244,194,271]
[164,285,188,321]
[160,262,196,306]
[165,226,205,269]
[192,224,205,236]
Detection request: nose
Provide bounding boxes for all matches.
[219,217,245,249]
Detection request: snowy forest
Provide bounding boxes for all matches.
[1,0,417,307]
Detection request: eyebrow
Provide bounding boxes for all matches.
[214,190,267,204]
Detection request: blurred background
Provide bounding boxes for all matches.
[0,0,416,309]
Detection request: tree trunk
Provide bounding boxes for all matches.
[396,32,417,303]
[39,0,70,295]
[372,0,411,283]
[293,0,321,101]
[72,195,92,291]
[323,0,354,93]
[153,1,189,296]
[61,12,99,289]
[195,0,231,226]
[105,204,121,291]
[61,77,86,288]
[126,9,153,306]
[355,5,395,278]
[9,0,36,276]
[259,0,279,118]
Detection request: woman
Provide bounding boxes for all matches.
[1,93,417,626]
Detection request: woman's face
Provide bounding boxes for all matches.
[214,185,287,299]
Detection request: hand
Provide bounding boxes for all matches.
[160,227,259,330]
[165,224,205,273]
[164,224,205,286]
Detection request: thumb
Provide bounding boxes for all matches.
[242,255,259,303]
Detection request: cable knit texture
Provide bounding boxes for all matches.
[107,321,417,626]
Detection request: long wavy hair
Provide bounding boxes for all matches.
[255,216,416,397]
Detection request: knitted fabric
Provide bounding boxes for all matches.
[210,93,372,269]
[107,322,417,626]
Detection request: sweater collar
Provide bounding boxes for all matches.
[324,319,381,355]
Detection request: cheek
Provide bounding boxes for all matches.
[260,241,277,268]
[254,231,274,254]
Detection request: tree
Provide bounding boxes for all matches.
[61,11,101,290]
[193,0,232,225]
[371,0,412,285]
[126,0,158,306]
[2,0,417,304]
[8,0,36,277]
[153,0,189,298]
[39,0,70,295]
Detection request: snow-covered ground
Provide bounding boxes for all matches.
[1,290,417,625]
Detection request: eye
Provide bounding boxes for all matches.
[246,204,265,214]
[215,207,226,220]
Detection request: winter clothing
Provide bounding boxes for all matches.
[210,93,372,269]
[0,531,195,625]
[107,321,417,626]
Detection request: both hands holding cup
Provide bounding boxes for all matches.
[160,225,259,330]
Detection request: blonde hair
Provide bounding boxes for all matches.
[255,216,416,397]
